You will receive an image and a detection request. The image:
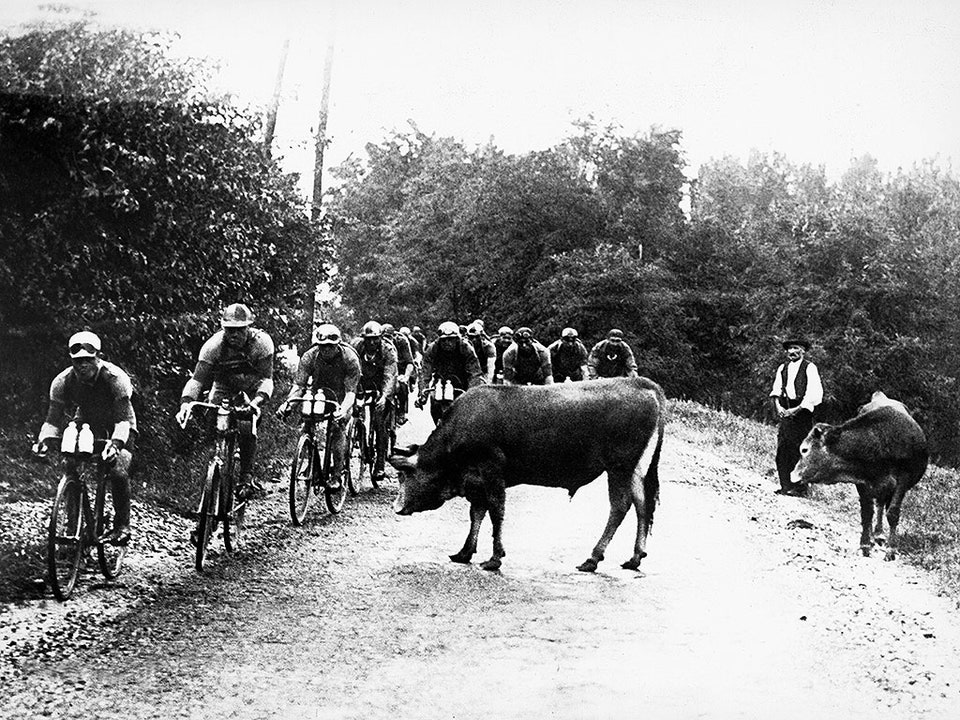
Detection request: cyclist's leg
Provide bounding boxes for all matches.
[395,378,409,424]
[236,419,260,497]
[372,404,388,479]
[103,449,133,541]
[329,418,347,488]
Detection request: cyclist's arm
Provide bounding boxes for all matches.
[502,346,517,385]
[623,344,639,378]
[37,370,70,447]
[249,351,275,408]
[381,343,398,400]
[338,345,361,418]
[181,359,213,403]
[539,345,555,384]
[586,343,602,380]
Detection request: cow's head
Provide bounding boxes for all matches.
[389,444,457,515]
[791,423,855,486]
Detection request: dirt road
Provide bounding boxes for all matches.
[3,406,960,719]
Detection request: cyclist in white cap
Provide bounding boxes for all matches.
[33,331,137,544]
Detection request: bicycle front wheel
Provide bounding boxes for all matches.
[221,462,244,555]
[195,462,220,572]
[47,475,85,601]
[289,434,314,525]
[94,477,126,579]
[347,420,367,496]
[366,421,380,490]
[324,426,347,514]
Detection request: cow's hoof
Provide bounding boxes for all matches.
[621,554,645,571]
[860,545,872,557]
[883,550,897,562]
[449,552,473,564]
[480,558,501,571]
[576,558,599,573]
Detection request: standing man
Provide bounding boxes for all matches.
[770,337,823,497]
[176,303,274,499]
[33,331,137,545]
[587,328,638,379]
[548,327,590,382]
[502,327,553,385]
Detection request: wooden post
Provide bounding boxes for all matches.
[263,38,290,160]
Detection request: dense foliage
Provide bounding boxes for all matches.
[0,22,326,430]
[327,128,960,462]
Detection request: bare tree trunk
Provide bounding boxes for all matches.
[306,32,336,338]
[262,39,290,159]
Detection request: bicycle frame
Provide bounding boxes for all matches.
[427,376,465,426]
[47,437,127,601]
[286,388,344,522]
[179,396,254,571]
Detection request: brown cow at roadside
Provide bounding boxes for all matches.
[791,392,927,560]
[389,377,666,572]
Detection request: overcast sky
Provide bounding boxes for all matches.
[4,0,960,195]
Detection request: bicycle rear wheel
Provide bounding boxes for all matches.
[324,424,347,514]
[94,477,126,579]
[347,420,367,495]
[47,475,84,601]
[195,462,220,572]
[289,434,314,525]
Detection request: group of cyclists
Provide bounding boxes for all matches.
[31,302,642,553]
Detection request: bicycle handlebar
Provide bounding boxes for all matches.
[178,398,258,430]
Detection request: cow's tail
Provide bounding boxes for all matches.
[637,389,666,531]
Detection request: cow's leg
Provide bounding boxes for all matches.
[883,483,910,561]
[578,472,631,572]
[857,486,874,556]
[622,493,650,571]
[450,502,486,564]
[480,484,506,571]
[873,498,887,545]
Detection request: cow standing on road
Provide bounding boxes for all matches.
[791,392,928,560]
[390,377,667,573]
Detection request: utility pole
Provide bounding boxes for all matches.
[306,18,336,337]
[262,38,290,160]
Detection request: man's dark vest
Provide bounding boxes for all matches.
[779,359,809,409]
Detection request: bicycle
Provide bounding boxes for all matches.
[178,394,257,572]
[282,387,347,524]
[349,388,379,494]
[42,424,128,601]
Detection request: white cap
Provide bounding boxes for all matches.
[68,331,101,358]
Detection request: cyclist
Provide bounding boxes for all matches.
[32,331,137,545]
[383,323,413,426]
[411,325,427,357]
[587,328,639,379]
[493,326,513,384]
[502,327,553,385]
[399,326,422,397]
[175,303,274,500]
[548,327,590,382]
[466,322,497,384]
[418,321,483,409]
[278,323,360,491]
[351,321,398,483]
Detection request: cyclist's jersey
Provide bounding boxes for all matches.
[351,337,398,397]
[405,334,422,358]
[469,336,497,376]
[185,328,275,400]
[493,337,512,376]
[548,339,589,380]
[42,361,137,442]
[422,338,483,390]
[391,333,414,372]
[503,341,553,385]
[291,342,361,402]
[588,339,638,378]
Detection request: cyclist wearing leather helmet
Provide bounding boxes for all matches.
[176,303,274,499]
[548,327,590,382]
[587,328,639,379]
[350,321,397,482]
[419,321,483,406]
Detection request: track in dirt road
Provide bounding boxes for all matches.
[3,403,960,719]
